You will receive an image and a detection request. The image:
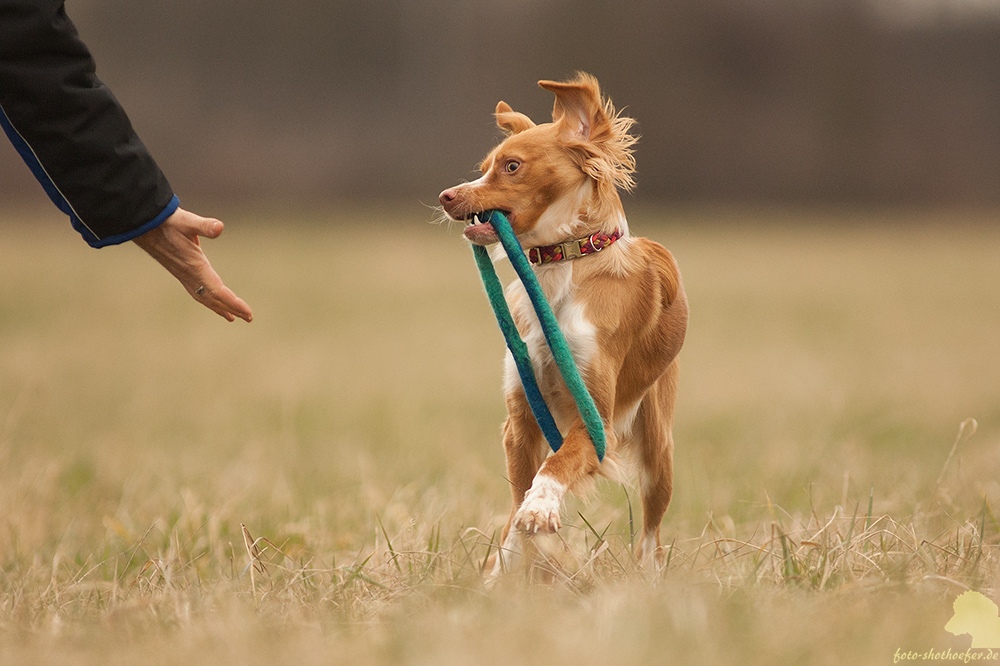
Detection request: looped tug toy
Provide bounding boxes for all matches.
[471,210,607,461]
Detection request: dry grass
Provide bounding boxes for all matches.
[0,205,998,665]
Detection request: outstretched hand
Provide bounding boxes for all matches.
[133,208,253,322]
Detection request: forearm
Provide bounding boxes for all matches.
[0,0,177,247]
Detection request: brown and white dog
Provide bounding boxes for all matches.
[439,73,688,573]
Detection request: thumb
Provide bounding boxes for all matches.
[199,218,224,239]
[172,208,224,239]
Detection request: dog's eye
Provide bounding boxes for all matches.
[504,160,521,174]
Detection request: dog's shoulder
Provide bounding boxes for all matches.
[624,236,684,304]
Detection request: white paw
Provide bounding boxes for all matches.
[513,475,566,534]
[486,530,522,582]
[635,532,670,571]
[635,534,659,569]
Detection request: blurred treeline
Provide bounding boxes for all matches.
[2,0,999,207]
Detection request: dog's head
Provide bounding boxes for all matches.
[439,73,637,248]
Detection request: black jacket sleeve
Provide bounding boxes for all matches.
[0,0,177,247]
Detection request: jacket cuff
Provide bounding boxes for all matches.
[78,195,180,248]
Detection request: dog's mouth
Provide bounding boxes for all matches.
[461,211,510,246]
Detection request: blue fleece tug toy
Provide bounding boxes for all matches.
[471,210,606,462]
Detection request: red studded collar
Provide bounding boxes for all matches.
[526,228,624,265]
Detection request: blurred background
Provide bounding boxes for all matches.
[1,6,999,657]
[2,0,1000,210]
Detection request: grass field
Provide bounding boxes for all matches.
[1,205,998,665]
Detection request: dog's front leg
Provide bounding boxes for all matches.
[513,371,614,536]
[512,419,602,534]
[491,391,548,577]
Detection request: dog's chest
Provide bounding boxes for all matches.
[503,265,598,387]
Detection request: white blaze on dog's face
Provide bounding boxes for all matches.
[438,75,636,248]
[444,113,588,248]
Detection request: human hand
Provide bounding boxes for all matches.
[133,208,253,322]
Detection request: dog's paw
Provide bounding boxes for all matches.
[483,530,522,587]
[635,534,665,570]
[513,475,566,534]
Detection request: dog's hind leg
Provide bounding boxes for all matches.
[635,358,678,568]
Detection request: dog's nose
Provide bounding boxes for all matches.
[438,188,457,207]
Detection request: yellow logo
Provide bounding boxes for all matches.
[946,592,1000,649]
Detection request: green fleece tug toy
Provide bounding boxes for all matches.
[472,210,606,461]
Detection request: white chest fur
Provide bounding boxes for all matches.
[501,263,598,408]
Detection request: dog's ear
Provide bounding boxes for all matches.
[495,101,535,135]
[539,73,639,195]
[538,73,607,142]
